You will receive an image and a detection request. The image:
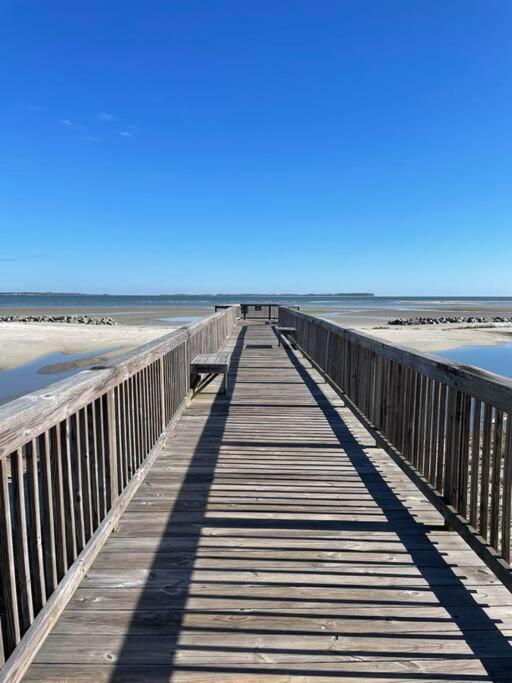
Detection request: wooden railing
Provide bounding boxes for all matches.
[0,306,238,680]
[215,304,241,317]
[240,304,299,321]
[279,306,512,587]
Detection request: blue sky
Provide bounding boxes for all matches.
[1,1,511,295]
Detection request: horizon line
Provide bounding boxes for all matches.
[1,291,512,298]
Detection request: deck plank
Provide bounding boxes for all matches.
[24,321,512,682]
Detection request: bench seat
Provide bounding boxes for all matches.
[274,326,297,347]
[191,352,231,394]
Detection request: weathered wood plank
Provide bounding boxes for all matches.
[21,659,512,683]
[20,320,512,683]
[0,307,238,681]
[279,307,512,412]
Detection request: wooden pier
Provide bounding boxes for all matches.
[1,306,512,681]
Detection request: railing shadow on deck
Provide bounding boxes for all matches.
[278,341,512,682]
[110,324,247,681]
[108,322,512,682]
[0,306,239,681]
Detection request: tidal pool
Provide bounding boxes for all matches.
[0,348,116,406]
[438,343,512,379]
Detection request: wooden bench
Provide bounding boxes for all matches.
[274,325,297,347]
[191,352,231,395]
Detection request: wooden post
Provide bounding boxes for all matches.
[159,357,166,430]
[501,415,512,562]
[0,457,21,653]
[0,617,5,667]
[0,306,238,675]
[106,390,118,506]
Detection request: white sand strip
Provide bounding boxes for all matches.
[0,323,174,371]
[363,323,512,353]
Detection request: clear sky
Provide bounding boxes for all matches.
[1,1,511,295]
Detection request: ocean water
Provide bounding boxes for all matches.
[158,316,203,323]
[0,348,115,405]
[438,344,512,380]
[1,293,512,311]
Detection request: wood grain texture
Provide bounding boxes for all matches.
[22,321,512,682]
[0,308,238,459]
[191,352,231,374]
[0,307,238,680]
[279,306,512,578]
[279,307,512,412]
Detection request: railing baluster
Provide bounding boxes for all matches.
[106,390,119,508]
[26,439,47,611]
[62,419,77,564]
[458,394,472,517]
[51,424,68,578]
[431,380,440,479]
[96,397,107,519]
[480,404,493,540]
[0,617,5,667]
[11,448,35,629]
[423,378,433,478]
[276,305,512,589]
[412,372,422,469]
[469,400,482,528]
[121,382,129,488]
[0,456,21,649]
[71,412,86,553]
[501,414,512,561]
[88,403,100,529]
[39,432,57,592]
[0,307,237,673]
[79,407,93,542]
[436,384,448,492]
[490,409,504,551]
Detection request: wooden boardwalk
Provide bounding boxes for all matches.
[24,321,512,682]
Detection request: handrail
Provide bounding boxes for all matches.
[0,306,238,680]
[239,303,299,320]
[278,306,512,586]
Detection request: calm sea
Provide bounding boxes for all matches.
[1,293,512,311]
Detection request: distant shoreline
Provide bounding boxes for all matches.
[2,291,377,297]
[3,291,512,298]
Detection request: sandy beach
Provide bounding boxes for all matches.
[3,310,510,407]
[1,300,512,371]
[0,305,211,327]
[0,322,175,372]
[314,304,512,329]
[0,292,511,376]
[362,323,512,353]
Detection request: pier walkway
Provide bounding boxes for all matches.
[23,321,512,681]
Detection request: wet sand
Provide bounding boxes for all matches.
[314,305,512,329]
[4,301,512,329]
[1,302,512,373]
[0,322,175,372]
[313,305,512,354]
[362,323,512,353]
[0,305,210,327]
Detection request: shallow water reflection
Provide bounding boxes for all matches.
[439,343,512,379]
[0,348,115,406]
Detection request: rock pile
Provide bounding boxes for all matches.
[0,314,117,325]
[388,316,512,326]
